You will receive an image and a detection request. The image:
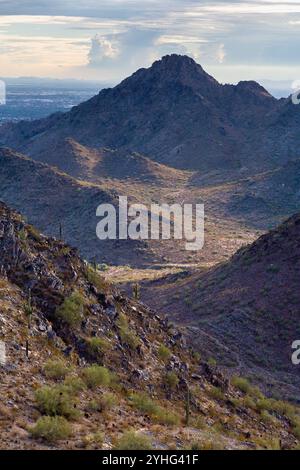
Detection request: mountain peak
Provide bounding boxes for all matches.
[119,54,219,94]
[236,80,273,98]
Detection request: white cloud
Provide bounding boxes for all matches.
[88,34,120,67]
[217,43,226,64]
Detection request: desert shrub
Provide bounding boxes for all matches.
[192,350,201,362]
[192,416,206,429]
[35,385,79,420]
[114,431,153,450]
[85,266,107,291]
[254,436,281,450]
[157,344,171,362]
[189,440,223,451]
[81,432,104,449]
[30,416,71,442]
[208,358,217,367]
[64,376,86,393]
[130,392,159,415]
[209,386,225,401]
[88,393,118,413]
[130,392,179,426]
[44,360,69,380]
[81,366,111,389]
[86,337,111,357]
[154,408,180,426]
[242,395,257,411]
[27,224,42,242]
[116,314,140,349]
[56,291,85,327]
[232,376,264,400]
[260,410,276,424]
[163,372,179,390]
[293,425,300,439]
[231,376,252,393]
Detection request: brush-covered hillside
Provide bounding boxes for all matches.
[1,202,300,450]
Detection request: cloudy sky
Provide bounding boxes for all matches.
[1,0,300,84]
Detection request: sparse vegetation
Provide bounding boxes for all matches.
[55,291,85,327]
[116,313,140,349]
[157,344,171,362]
[209,386,225,401]
[86,337,111,357]
[163,371,179,390]
[81,365,111,389]
[88,393,118,413]
[35,385,79,420]
[114,431,153,450]
[30,416,71,442]
[231,376,262,399]
[130,392,180,425]
[64,376,86,393]
[44,360,69,380]
[85,265,107,291]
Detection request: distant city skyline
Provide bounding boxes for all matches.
[1,1,300,87]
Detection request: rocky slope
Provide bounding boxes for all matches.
[0,147,157,267]
[139,214,300,401]
[1,201,300,450]
[0,54,284,173]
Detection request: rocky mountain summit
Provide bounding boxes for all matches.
[1,202,300,450]
[0,54,289,174]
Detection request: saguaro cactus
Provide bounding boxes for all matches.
[132,283,140,300]
[185,385,190,426]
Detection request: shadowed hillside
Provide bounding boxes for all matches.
[1,202,300,450]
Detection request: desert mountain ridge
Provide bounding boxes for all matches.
[0,53,292,174]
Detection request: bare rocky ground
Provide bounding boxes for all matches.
[1,202,300,450]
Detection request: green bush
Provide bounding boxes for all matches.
[30,416,71,442]
[85,266,107,291]
[130,392,180,426]
[116,314,140,349]
[208,357,217,367]
[231,376,251,393]
[114,431,153,450]
[64,376,86,393]
[154,408,180,426]
[209,386,225,401]
[130,392,159,415]
[81,432,104,449]
[88,393,118,413]
[86,337,111,357]
[260,410,276,424]
[190,440,224,451]
[254,436,280,450]
[35,385,79,420]
[157,344,171,362]
[293,425,300,439]
[231,376,263,398]
[56,291,85,327]
[44,360,69,380]
[163,372,179,390]
[81,366,111,389]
